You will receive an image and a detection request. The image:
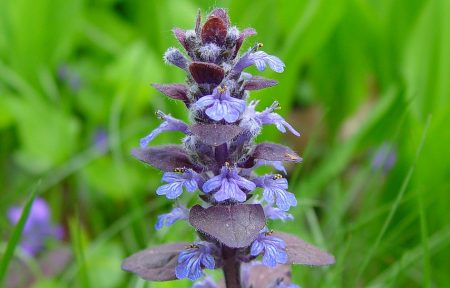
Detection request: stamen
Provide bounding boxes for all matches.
[156,110,166,119]
[186,244,199,249]
[269,101,280,112]
[174,167,186,173]
[250,43,263,53]
[217,85,227,93]
[272,174,283,180]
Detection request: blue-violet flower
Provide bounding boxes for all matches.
[192,275,219,288]
[176,242,217,281]
[140,111,189,148]
[156,168,202,199]
[241,101,300,136]
[155,206,189,230]
[253,159,287,175]
[253,174,297,211]
[263,205,294,222]
[203,165,256,202]
[233,47,285,74]
[195,85,246,123]
[250,231,288,267]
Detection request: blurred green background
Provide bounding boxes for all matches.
[0,0,449,287]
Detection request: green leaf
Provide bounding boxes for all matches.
[7,96,80,173]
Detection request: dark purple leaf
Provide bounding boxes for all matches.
[189,62,225,85]
[242,76,278,91]
[189,204,265,248]
[151,83,189,103]
[190,124,243,146]
[209,8,230,27]
[252,143,302,163]
[201,16,227,45]
[274,232,335,266]
[234,28,256,58]
[172,28,189,51]
[247,264,292,288]
[121,242,189,281]
[132,145,199,172]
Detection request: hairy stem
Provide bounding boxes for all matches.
[222,246,242,288]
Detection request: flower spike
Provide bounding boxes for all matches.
[123,7,334,286]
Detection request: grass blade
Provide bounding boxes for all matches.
[0,182,38,284]
[356,114,432,283]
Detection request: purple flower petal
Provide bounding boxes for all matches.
[240,101,300,137]
[195,86,246,123]
[253,175,297,211]
[260,112,300,136]
[202,166,255,202]
[156,169,201,199]
[192,276,218,288]
[155,206,189,230]
[202,176,223,193]
[263,205,294,222]
[253,160,287,175]
[250,232,288,268]
[140,111,189,148]
[156,182,184,199]
[196,95,216,109]
[175,242,217,281]
[250,51,285,73]
[233,48,285,75]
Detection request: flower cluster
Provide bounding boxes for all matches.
[122,8,334,288]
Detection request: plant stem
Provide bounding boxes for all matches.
[222,246,242,288]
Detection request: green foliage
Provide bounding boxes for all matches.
[0,0,448,287]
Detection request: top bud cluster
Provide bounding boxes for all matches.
[122,8,334,288]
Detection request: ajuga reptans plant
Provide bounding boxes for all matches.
[121,8,335,288]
